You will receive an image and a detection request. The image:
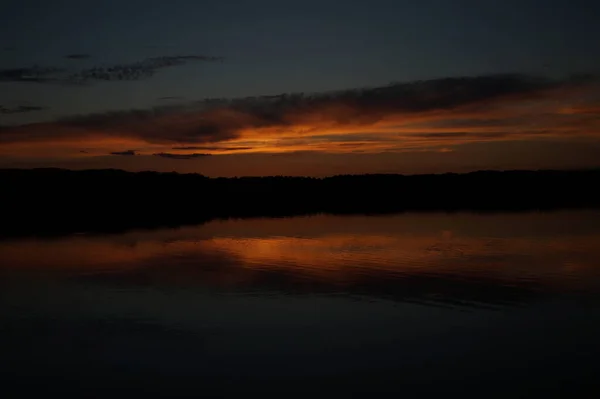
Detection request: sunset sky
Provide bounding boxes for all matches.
[2,0,600,176]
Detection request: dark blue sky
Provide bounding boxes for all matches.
[1,0,600,175]
[2,0,599,120]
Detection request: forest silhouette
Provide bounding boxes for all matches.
[2,168,600,237]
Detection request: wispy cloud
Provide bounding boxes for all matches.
[171,146,254,151]
[110,150,137,156]
[153,152,211,159]
[0,105,45,114]
[158,96,185,101]
[64,53,91,60]
[0,54,223,84]
[66,55,223,84]
[1,73,598,158]
[0,66,65,83]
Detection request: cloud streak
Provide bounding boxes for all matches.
[158,96,185,101]
[0,66,65,83]
[1,73,599,158]
[171,146,254,151]
[0,54,223,84]
[65,53,91,60]
[153,152,211,159]
[110,150,137,156]
[66,55,223,84]
[0,105,45,114]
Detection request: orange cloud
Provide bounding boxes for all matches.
[1,73,599,159]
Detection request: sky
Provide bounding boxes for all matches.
[1,0,600,176]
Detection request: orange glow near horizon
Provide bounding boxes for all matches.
[1,80,599,171]
[2,106,599,159]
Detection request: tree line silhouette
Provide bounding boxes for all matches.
[2,168,600,237]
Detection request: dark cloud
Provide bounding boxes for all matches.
[51,106,244,144]
[153,152,212,159]
[110,150,136,156]
[416,132,478,139]
[0,105,45,114]
[0,66,65,83]
[0,54,222,84]
[416,117,532,130]
[307,134,391,143]
[0,73,597,149]
[61,73,585,140]
[66,55,224,84]
[416,132,511,139]
[158,96,184,101]
[65,53,91,60]
[171,146,253,151]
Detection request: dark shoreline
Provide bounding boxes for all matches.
[2,167,600,238]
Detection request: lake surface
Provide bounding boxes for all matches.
[2,211,600,397]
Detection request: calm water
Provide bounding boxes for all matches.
[2,211,600,397]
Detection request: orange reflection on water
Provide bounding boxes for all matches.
[2,212,600,297]
[0,236,202,271]
[201,233,600,289]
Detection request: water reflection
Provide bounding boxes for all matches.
[2,211,600,397]
[2,211,600,309]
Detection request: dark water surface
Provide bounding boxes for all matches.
[2,211,600,397]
